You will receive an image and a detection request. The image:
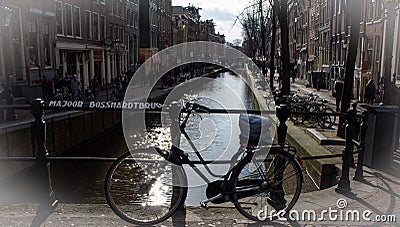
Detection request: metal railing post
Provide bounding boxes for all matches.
[0,94,4,122]
[270,101,289,209]
[354,110,369,181]
[276,103,289,146]
[169,102,186,225]
[336,103,357,194]
[5,85,17,121]
[30,98,58,214]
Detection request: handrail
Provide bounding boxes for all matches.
[0,102,278,115]
[0,152,353,163]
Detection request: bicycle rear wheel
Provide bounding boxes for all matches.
[318,106,336,129]
[232,148,303,222]
[289,104,303,125]
[105,150,187,225]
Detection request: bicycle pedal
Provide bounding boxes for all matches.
[200,201,209,210]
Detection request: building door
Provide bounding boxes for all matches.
[67,53,77,75]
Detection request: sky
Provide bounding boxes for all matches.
[172,0,253,44]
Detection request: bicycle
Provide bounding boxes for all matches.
[105,102,304,225]
[288,93,336,129]
[110,83,123,101]
[54,87,72,101]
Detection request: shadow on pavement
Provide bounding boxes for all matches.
[339,171,398,218]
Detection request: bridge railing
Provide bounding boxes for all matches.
[0,98,370,214]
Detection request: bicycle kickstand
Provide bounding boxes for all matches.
[200,194,224,210]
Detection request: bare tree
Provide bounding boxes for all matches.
[232,39,242,47]
[240,6,261,62]
[268,1,277,89]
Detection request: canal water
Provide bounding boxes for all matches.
[50,71,256,206]
[0,71,317,207]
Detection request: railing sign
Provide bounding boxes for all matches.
[47,100,164,110]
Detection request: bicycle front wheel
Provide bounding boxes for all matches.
[105,150,187,225]
[232,149,303,222]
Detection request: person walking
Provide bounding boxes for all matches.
[334,78,344,111]
[365,79,376,105]
[70,75,81,100]
[291,66,298,83]
[91,78,100,100]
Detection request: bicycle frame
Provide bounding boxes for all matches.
[166,106,250,184]
[163,105,277,201]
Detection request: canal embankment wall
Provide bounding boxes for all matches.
[0,110,122,179]
[245,68,341,190]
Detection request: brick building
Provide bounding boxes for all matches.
[355,0,384,101]
[0,0,56,99]
[0,0,130,99]
[139,0,158,62]
[157,0,172,49]
[54,0,127,88]
[126,0,139,71]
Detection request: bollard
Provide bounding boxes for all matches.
[336,103,357,194]
[30,99,58,215]
[0,93,4,123]
[354,110,369,181]
[169,102,186,225]
[276,103,289,146]
[5,85,17,121]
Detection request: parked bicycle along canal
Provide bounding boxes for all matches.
[2,71,317,206]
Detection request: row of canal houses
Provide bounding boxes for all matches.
[280,0,400,102]
[0,0,225,100]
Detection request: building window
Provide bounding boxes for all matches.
[11,6,21,41]
[74,7,81,37]
[397,18,400,76]
[112,0,118,15]
[65,4,73,36]
[126,9,130,26]
[114,26,119,39]
[119,1,124,18]
[108,24,113,39]
[27,19,38,67]
[375,0,382,19]
[100,15,105,40]
[85,10,91,39]
[55,1,63,35]
[120,27,124,43]
[375,36,381,74]
[92,13,99,40]
[367,38,374,67]
[368,0,374,21]
[43,21,51,66]
[134,11,138,28]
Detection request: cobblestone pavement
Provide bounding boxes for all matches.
[0,165,398,226]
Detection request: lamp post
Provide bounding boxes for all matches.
[1,1,16,120]
[113,38,122,79]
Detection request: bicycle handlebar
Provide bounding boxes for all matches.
[191,103,210,113]
[182,102,274,115]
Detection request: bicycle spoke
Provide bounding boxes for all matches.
[233,149,302,222]
[105,150,187,225]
